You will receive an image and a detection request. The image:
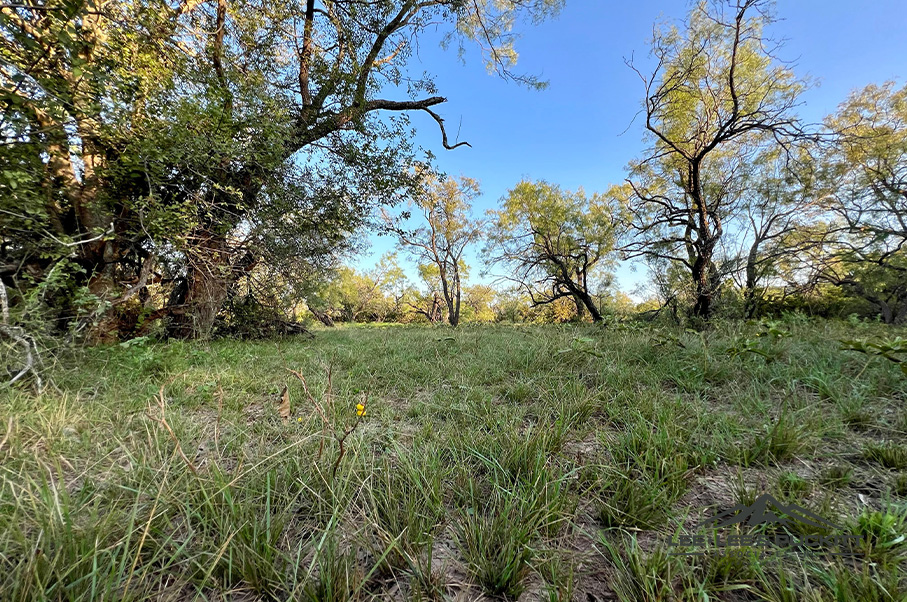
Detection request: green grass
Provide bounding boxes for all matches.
[1,320,906,600]
[864,441,907,470]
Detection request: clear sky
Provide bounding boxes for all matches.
[356,0,907,296]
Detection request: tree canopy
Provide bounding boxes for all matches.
[485,180,622,322]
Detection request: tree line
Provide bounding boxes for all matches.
[2,0,906,350]
[350,0,907,328]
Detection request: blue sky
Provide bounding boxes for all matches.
[356,0,907,296]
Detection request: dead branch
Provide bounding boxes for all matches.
[1,323,42,391]
[331,390,367,479]
[286,365,366,478]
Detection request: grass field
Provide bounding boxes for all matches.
[2,319,907,601]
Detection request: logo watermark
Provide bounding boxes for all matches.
[663,494,863,561]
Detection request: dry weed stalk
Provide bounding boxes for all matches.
[287,366,367,478]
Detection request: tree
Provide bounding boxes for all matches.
[386,175,483,326]
[725,149,824,317]
[149,0,564,339]
[808,82,907,323]
[334,253,407,322]
[0,0,190,339]
[624,0,807,321]
[1,0,563,340]
[485,180,621,322]
[403,276,445,323]
[462,284,497,322]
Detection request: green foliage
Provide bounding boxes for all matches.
[599,535,684,602]
[301,535,365,602]
[813,82,907,324]
[819,465,854,488]
[454,484,540,598]
[776,471,811,502]
[851,504,907,564]
[726,320,792,362]
[1,0,562,341]
[733,410,809,466]
[841,336,907,374]
[366,449,446,572]
[485,180,622,321]
[863,441,907,470]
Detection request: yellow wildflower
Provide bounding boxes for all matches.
[356,403,366,417]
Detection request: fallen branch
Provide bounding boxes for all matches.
[0,279,43,391]
[1,324,42,391]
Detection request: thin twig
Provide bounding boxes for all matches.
[331,391,368,479]
[0,416,13,454]
[287,368,331,460]
[146,385,198,475]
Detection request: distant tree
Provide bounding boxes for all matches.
[526,296,577,323]
[485,180,621,322]
[624,0,808,321]
[301,252,406,323]
[491,289,532,322]
[385,176,483,327]
[595,288,637,319]
[368,254,408,322]
[462,284,497,322]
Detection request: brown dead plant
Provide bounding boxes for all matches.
[287,365,368,479]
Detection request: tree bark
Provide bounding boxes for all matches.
[690,241,719,320]
[310,308,335,327]
[574,289,602,322]
[167,231,232,339]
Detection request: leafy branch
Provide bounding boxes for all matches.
[840,337,907,375]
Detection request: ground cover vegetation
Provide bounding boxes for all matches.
[2,321,907,600]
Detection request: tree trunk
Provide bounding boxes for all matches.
[573,296,586,321]
[430,292,443,323]
[167,232,232,339]
[895,299,907,325]
[743,240,761,319]
[310,308,335,327]
[448,284,460,327]
[691,253,713,320]
[439,268,460,327]
[878,300,894,325]
[574,289,603,322]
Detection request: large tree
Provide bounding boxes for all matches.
[809,82,907,323]
[0,0,563,340]
[485,180,620,322]
[0,0,188,338]
[624,0,807,320]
